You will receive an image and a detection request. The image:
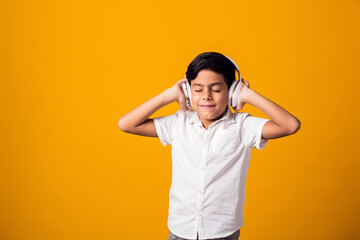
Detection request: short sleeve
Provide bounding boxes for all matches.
[153,110,182,146]
[241,113,271,150]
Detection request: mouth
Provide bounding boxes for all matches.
[200,105,215,109]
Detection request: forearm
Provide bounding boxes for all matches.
[244,88,300,132]
[118,89,174,131]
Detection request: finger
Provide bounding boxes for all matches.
[241,78,250,88]
[177,78,186,87]
[234,105,238,112]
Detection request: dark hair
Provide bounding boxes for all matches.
[185,52,236,89]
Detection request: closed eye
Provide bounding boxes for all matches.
[194,89,222,92]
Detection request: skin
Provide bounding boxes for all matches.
[189,69,230,129]
[118,69,301,139]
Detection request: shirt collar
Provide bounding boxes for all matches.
[189,106,235,125]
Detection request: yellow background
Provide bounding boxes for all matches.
[1,0,359,239]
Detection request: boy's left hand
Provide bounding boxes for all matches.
[234,78,250,112]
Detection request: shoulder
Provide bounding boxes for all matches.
[154,109,195,123]
[183,109,197,119]
[232,111,252,124]
[167,108,197,120]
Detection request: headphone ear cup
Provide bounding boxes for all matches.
[186,81,192,108]
[181,81,192,108]
[228,80,243,107]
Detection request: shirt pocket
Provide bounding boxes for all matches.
[209,128,236,157]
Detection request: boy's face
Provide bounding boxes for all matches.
[191,70,228,128]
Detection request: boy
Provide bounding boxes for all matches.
[118,52,301,240]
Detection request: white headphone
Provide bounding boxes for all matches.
[181,55,243,109]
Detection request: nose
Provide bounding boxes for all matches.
[202,89,212,100]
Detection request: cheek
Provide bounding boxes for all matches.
[191,94,200,103]
[225,90,230,101]
[220,93,228,103]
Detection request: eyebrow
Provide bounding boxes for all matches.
[192,82,224,87]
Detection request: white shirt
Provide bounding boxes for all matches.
[153,107,270,239]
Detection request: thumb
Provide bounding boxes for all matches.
[234,102,246,112]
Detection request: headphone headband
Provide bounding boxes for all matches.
[223,55,240,81]
[182,53,243,109]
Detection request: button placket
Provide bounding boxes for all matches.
[195,131,210,237]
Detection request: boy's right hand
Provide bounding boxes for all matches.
[119,76,188,137]
[166,77,189,112]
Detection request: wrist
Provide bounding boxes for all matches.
[241,87,254,104]
[162,88,178,104]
